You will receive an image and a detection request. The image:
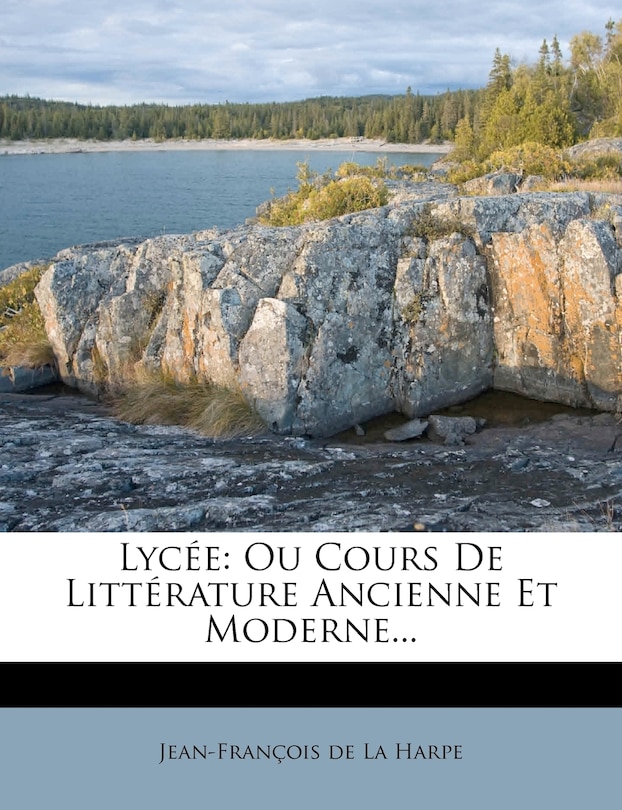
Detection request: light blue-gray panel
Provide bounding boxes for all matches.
[0,708,619,809]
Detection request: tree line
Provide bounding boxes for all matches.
[454,17,622,162]
[0,90,478,143]
[1,18,620,150]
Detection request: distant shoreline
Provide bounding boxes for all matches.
[0,136,454,156]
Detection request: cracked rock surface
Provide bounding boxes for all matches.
[2,389,622,533]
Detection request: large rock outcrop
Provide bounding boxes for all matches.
[32,186,622,437]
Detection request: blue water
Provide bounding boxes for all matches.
[0,149,442,270]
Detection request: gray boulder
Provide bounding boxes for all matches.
[30,185,622,438]
[463,171,523,196]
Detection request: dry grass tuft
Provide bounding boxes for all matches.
[109,367,266,439]
[596,499,620,532]
[0,266,56,370]
[532,179,622,194]
[0,336,56,370]
[185,383,267,438]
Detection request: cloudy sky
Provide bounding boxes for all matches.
[1,1,619,106]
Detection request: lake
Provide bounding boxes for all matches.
[0,148,443,271]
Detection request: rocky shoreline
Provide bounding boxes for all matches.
[2,386,621,532]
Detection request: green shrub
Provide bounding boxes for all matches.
[570,152,622,181]
[259,191,307,226]
[334,161,364,178]
[332,156,431,181]
[335,157,393,179]
[447,141,622,189]
[484,142,570,179]
[446,160,486,184]
[304,176,388,221]
[447,142,574,186]
[259,160,389,225]
[395,164,430,179]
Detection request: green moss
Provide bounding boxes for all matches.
[401,294,423,323]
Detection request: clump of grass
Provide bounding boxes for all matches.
[259,160,389,226]
[90,343,109,384]
[598,499,620,531]
[575,498,622,532]
[409,203,474,241]
[401,293,423,323]
[185,383,266,438]
[0,265,56,369]
[0,332,55,369]
[109,367,266,439]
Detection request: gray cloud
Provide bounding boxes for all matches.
[0,1,619,105]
